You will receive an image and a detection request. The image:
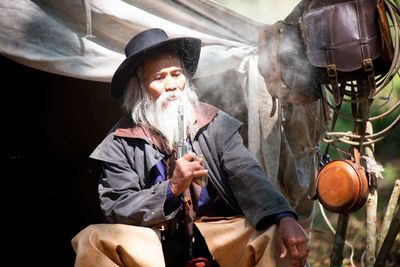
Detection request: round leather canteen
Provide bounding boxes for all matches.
[316,160,369,214]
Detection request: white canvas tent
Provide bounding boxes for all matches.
[0,0,261,81]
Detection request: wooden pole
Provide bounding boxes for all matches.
[365,187,378,266]
[376,179,400,254]
[374,204,400,267]
[330,213,350,267]
[364,120,379,267]
[364,121,378,267]
[357,81,378,267]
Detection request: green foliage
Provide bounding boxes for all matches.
[382,162,399,183]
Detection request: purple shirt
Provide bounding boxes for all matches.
[153,160,215,216]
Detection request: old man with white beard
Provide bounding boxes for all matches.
[126,73,197,151]
[72,28,309,267]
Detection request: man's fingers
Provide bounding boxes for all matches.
[191,169,208,178]
[183,152,195,161]
[289,238,309,267]
[276,235,287,258]
[289,241,308,267]
[299,242,309,267]
[183,152,204,164]
[293,234,309,266]
[287,242,301,267]
[186,159,206,171]
[278,235,306,267]
[280,246,287,259]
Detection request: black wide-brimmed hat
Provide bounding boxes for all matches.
[110,28,202,99]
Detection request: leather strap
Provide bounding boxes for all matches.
[324,6,341,105]
[353,145,362,166]
[323,84,344,156]
[356,0,376,97]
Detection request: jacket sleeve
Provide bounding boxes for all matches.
[213,111,295,230]
[90,133,176,227]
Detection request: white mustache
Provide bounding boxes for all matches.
[157,90,183,105]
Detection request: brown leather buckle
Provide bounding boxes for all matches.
[362,58,374,72]
[327,64,337,78]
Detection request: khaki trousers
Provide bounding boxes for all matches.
[71,217,292,267]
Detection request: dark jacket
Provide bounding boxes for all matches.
[90,102,294,230]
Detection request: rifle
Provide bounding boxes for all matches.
[177,104,207,187]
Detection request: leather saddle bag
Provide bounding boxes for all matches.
[315,148,369,214]
[258,21,320,105]
[300,0,394,105]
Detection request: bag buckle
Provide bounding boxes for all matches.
[327,64,337,78]
[362,58,374,72]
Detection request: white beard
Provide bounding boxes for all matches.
[131,85,197,149]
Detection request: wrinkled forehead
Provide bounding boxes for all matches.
[142,51,183,76]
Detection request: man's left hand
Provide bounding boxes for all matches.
[276,216,309,267]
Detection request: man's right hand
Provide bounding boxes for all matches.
[276,216,309,267]
[170,152,208,196]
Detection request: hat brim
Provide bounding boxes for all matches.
[110,37,201,99]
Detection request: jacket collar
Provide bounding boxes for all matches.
[192,102,219,136]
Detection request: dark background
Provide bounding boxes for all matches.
[3,55,120,265]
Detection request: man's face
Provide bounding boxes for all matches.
[142,51,186,103]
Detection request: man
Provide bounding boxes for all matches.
[72,28,308,267]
